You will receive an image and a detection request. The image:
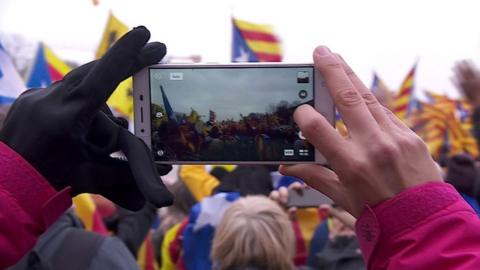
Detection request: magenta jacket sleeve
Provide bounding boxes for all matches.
[0,142,72,268]
[356,182,480,269]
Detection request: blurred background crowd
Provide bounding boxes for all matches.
[3,0,480,269]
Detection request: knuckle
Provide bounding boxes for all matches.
[361,93,379,105]
[398,133,427,151]
[324,60,343,71]
[335,88,363,107]
[347,157,369,175]
[368,136,399,163]
[383,107,394,117]
[344,67,355,76]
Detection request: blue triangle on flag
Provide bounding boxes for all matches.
[231,23,258,62]
[26,44,51,88]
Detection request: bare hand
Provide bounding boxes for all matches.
[280,46,442,217]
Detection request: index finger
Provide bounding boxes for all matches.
[71,26,152,114]
[314,46,380,139]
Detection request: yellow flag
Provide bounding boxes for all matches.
[96,13,129,58]
[96,13,133,118]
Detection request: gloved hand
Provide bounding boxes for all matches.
[0,26,174,211]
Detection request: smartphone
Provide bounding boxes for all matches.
[287,187,333,208]
[133,63,335,164]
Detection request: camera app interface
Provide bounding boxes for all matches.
[149,66,315,162]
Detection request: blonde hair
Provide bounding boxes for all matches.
[211,196,295,270]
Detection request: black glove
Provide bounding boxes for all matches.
[0,26,174,211]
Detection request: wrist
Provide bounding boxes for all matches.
[0,141,72,226]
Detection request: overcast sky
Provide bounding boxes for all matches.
[150,67,314,121]
[2,0,480,99]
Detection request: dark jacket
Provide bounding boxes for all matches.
[8,210,139,270]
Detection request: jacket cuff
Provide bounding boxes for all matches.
[355,182,461,263]
[0,141,72,228]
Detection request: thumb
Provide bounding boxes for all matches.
[118,129,174,208]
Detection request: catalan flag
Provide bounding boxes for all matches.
[137,231,160,270]
[26,43,71,88]
[73,193,109,235]
[411,94,478,159]
[393,63,417,120]
[232,18,282,62]
[96,13,133,119]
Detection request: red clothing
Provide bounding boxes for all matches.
[356,182,480,269]
[0,142,71,268]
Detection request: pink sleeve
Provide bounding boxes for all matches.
[0,142,72,268]
[356,182,480,269]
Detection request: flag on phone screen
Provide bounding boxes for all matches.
[232,18,282,62]
[0,43,25,104]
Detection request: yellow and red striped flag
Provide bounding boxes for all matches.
[232,18,282,62]
[137,231,159,270]
[73,194,109,235]
[393,63,417,120]
[412,96,478,159]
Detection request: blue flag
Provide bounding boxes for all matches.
[0,43,25,104]
[183,192,240,270]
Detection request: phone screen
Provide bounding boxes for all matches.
[148,66,315,162]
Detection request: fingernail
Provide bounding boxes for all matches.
[315,46,331,57]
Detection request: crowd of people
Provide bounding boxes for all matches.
[1,26,480,270]
[151,100,311,162]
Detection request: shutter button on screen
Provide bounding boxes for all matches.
[298,90,308,99]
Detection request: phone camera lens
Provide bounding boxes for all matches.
[157,150,165,157]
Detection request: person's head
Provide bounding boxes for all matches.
[213,165,273,196]
[211,196,295,270]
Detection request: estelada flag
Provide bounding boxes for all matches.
[393,62,417,120]
[96,13,133,119]
[26,43,71,88]
[232,18,282,62]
